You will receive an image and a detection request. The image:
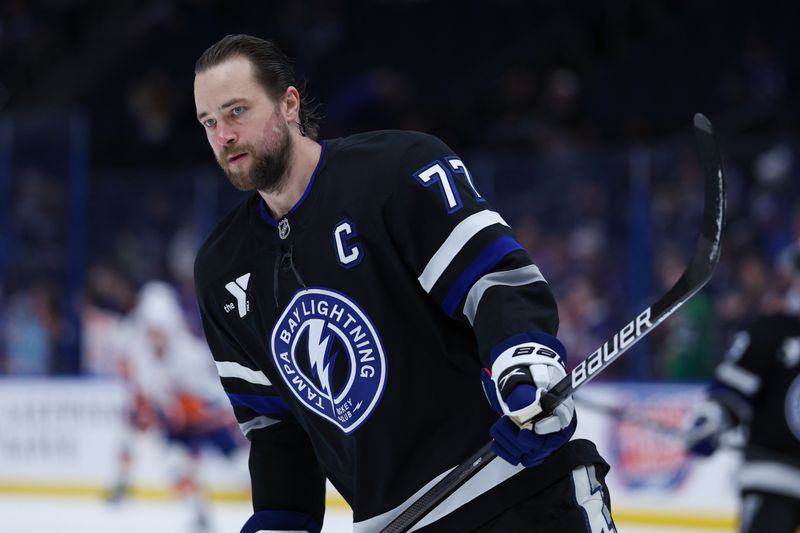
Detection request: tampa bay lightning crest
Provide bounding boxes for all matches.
[271,288,387,433]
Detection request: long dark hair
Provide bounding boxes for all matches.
[195,34,320,139]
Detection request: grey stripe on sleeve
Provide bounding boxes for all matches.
[739,461,800,498]
[463,265,546,325]
[240,415,280,435]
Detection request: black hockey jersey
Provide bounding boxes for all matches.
[194,130,605,531]
[712,313,800,497]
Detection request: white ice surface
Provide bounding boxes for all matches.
[0,495,734,533]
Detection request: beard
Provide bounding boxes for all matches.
[218,121,293,193]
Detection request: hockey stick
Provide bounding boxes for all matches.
[574,397,685,439]
[379,113,726,533]
[575,397,744,451]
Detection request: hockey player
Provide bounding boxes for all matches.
[109,281,243,532]
[193,34,616,532]
[682,243,800,533]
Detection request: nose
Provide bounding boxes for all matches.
[215,125,238,147]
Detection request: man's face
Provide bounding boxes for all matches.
[194,56,292,192]
[145,326,168,358]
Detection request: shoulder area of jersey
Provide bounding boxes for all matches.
[193,194,259,287]
[751,311,800,331]
[329,129,451,159]
[324,129,455,193]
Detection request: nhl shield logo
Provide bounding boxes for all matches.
[271,288,387,433]
[278,218,290,239]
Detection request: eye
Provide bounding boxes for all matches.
[202,117,216,128]
[231,106,246,117]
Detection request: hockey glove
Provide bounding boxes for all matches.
[680,399,731,456]
[481,332,576,467]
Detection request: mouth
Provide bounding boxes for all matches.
[227,153,248,164]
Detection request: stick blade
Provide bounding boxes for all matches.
[693,112,713,134]
[690,112,726,283]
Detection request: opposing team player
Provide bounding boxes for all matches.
[682,243,800,533]
[109,281,244,532]
[193,34,616,532]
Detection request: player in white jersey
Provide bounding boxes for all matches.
[109,281,243,533]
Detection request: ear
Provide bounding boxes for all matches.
[282,86,301,124]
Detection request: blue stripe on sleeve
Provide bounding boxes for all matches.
[227,393,290,415]
[441,235,522,317]
[241,510,320,533]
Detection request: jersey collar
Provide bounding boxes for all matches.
[258,140,327,227]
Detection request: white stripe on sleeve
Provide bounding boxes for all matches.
[715,362,761,395]
[215,360,272,386]
[418,210,509,293]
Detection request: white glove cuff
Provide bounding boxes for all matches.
[681,399,729,443]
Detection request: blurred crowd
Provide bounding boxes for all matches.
[1,0,799,381]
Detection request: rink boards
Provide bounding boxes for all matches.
[0,378,739,529]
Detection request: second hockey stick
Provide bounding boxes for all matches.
[574,397,685,439]
[380,113,726,533]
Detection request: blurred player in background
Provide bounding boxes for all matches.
[682,242,800,533]
[193,34,615,532]
[109,281,244,533]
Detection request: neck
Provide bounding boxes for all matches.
[259,135,321,219]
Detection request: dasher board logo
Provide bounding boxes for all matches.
[610,390,691,489]
[271,288,387,434]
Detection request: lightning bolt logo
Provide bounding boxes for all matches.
[307,319,334,398]
[271,289,387,434]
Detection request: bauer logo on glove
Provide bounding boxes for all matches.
[509,343,560,360]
